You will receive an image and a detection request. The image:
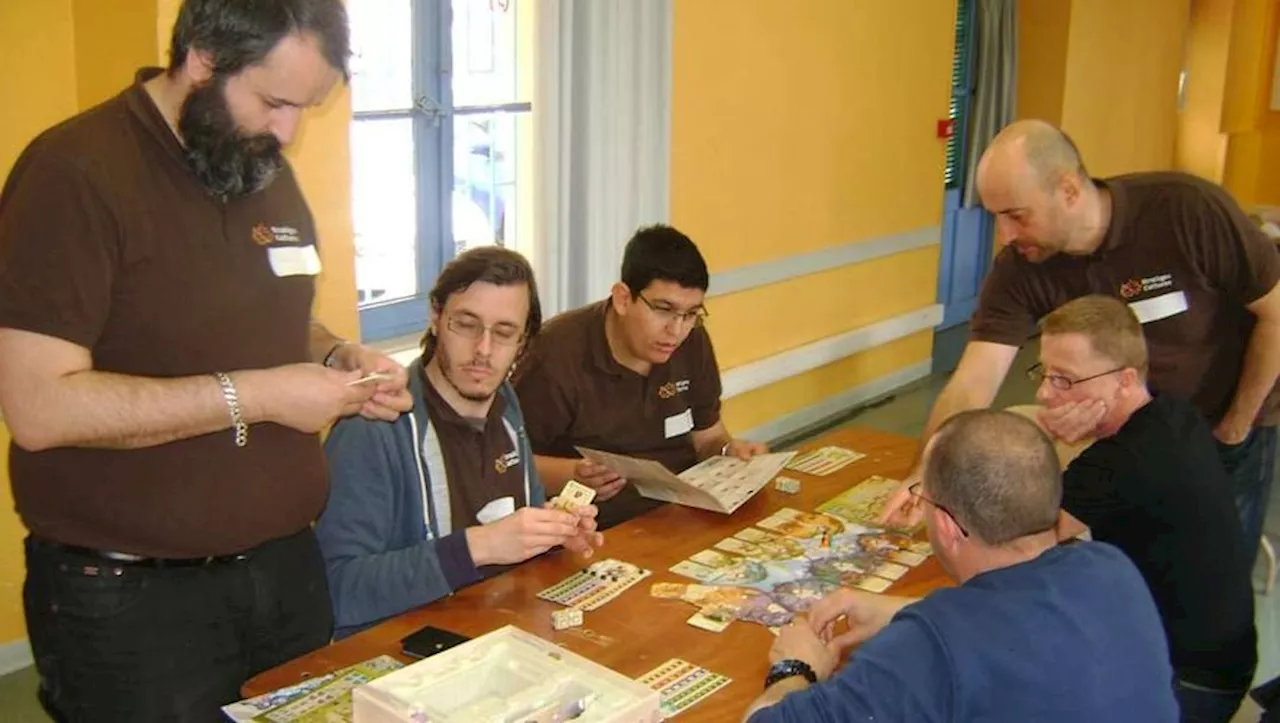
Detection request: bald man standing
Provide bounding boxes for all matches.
[883,120,1280,561]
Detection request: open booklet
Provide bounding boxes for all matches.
[575,447,797,514]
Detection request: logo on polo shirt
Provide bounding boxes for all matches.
[494,449,520,474]
[251,223,303,246]
[657,379,691,399]
[1119,273,1174,299]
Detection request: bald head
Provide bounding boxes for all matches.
[924,409,1062,545]
[979,119,1089,191]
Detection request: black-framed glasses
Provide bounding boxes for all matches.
[444,314,525,346]
[636,293,709,329]
[908,482,968,537]
[1025,362,1124,391]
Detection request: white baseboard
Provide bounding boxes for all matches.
[721,304,943,400]
[0,638,32,677]
[740,359,934,444]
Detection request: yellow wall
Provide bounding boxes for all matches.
[1016,0,1072,123]
[670,0,954,434]
[1017,0,1189,177]
[1177,0,1234,181]
[0,0,79,648]
[0,0,357,647]
[1061,0,1189,177]
[1221,0,1280,206]
[72,0,159,110]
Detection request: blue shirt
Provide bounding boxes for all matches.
[749,542,1178,723]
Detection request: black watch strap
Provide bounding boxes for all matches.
[764,658,817,689]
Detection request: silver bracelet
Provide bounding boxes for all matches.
[721,441,732,457]
[213,372,248,448]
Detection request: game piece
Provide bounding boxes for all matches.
[774,476,801,494]
[552,479,597,511]
[686,606,733,633]
[551,608,584,630]
[669,559,723,583]
[636,658,733,720]
[536,559,652,611]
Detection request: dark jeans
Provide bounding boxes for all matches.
[1176,679,1247,723]
[1219,425,1278,562]
[24,527,333,723]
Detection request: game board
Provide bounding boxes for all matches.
[659,486,934,630]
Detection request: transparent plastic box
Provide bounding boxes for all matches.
[352,625,661,723]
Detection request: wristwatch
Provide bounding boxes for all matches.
[764,659,817,689]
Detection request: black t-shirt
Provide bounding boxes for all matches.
[1062,394,1257,689]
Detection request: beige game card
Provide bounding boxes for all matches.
[686,607,733,633]
[733,528,779,544]
[853,576,892,593]
[553,479,597,510]
[714,537,762,556]
[669,560,723,583]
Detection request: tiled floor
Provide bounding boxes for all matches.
[0,326,1276,720]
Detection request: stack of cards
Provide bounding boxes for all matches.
[686,606,734,633]
[536,559,651,611]
[785,446,866,476]
[636,658,732,719]
[551,479,597,511]
[551,608,584,630]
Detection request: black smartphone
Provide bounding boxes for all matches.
[400,625,472,659]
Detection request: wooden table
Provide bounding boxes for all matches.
[243,426,952,721]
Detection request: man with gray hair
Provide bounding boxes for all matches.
[744,410,1177,723]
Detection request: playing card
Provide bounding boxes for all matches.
[689,549,739,569]
[669,560,723,583]
[650,582,688,599]
[552,479,597,510]
[733,528,778,544]
[870,561,910,581]
[713,537,762,556]
[853,576,891,593]
[686,606,733,633]
[889,549,927,566]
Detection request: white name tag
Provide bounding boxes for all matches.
[267,244,322,277]
[1128,291,1188,324]
[476,496,515,525]
[664,408,694,439]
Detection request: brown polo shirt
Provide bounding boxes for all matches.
[971,171,1280,427]
[513,300,723,525]
[420,372,529,532]
[0,69,326,557]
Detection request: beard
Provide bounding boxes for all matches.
[178,76,283,201]
[435,335,501,403]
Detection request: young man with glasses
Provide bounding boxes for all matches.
[514,224,766,529]
[1032,295,1256,722]
[316,248,603,639]
[745,409,1178,722]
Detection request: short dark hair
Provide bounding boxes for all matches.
[925,410,1062,545]
[620,224,710,295]
[420,247,542,360]
[168,0,351,80]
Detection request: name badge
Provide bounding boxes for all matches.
[664,408,694,439]
[1128,291,1188,324]
[476,496,515,525]
[267,244,322,277]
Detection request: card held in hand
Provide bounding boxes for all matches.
[553,479,597,511]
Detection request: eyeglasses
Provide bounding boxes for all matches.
[908,482,968,537]
[1025,362,1124,391]
[636,294,708,329]
[444,314,525,346]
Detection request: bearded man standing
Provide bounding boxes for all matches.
[0,2,412,720]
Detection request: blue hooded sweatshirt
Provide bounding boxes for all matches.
[316,357,544,639]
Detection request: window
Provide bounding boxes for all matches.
[944,0,974,191]
[349,0,534,342]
